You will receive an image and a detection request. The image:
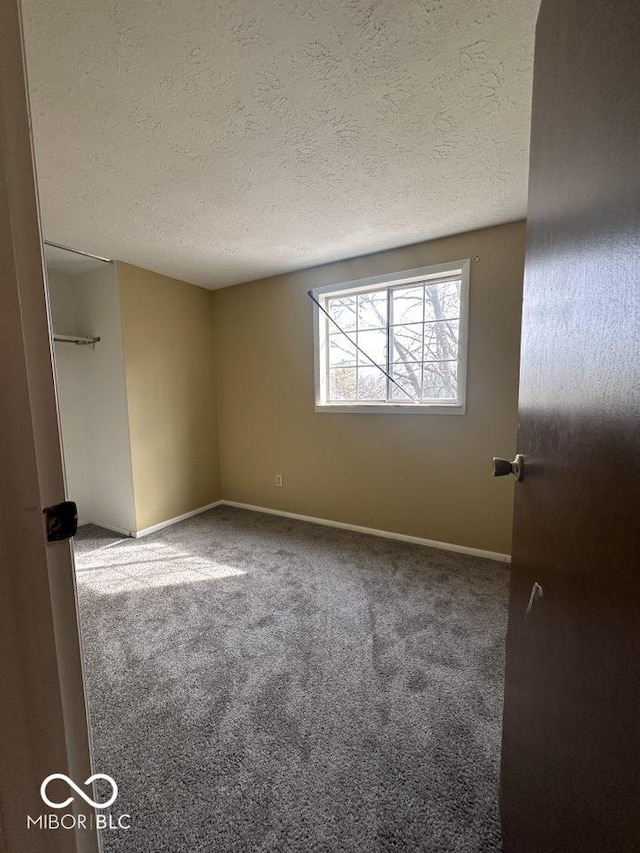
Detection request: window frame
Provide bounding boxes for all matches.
[312,259,470,415]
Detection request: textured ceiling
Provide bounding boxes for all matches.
[22,0,540,289]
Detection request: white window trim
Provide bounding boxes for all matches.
[312,259,470,415]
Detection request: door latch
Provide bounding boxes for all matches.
[43,501,78,542]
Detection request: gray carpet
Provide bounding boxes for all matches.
[74,507,508,852]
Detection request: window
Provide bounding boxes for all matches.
[312,261,469,414]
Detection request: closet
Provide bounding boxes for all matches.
[45,242,136,535]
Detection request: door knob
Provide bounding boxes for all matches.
[492,454,524,482]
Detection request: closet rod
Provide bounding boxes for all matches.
[53,334,101,346]
[44,240,112,263]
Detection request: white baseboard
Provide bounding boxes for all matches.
[95,497,510,563]
[133,501,223,538]
[220,500,511,564]
[84,521,134,537]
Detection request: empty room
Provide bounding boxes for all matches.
[2,1,639,853]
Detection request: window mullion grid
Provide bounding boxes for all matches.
[417,284,425,400]
[317,269,465,410]
[325,304,331,403]
[354,295,359,402]
[386,287,392,403]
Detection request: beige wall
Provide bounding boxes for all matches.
[212,221,524,555]
[119,263,220,531]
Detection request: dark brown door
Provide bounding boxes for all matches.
[500,1,640,851]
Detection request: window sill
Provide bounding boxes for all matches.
[314,402,466,415]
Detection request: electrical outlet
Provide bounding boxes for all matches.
[275,473,283,487]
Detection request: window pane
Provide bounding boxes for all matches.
[327,296,356,331]
[357,290,387,330]
[357,329,387,365]
[390,324,423,363]
[422,361,458,400]
[392,286,423,324]
[318,267,465,409]
[329,335,357,366]
[329,367,357,401]
[357,366,386,400]
[424,319,459,361]
[390,362,422,401]
[424,280,460,321]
